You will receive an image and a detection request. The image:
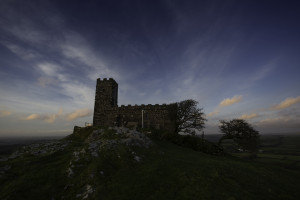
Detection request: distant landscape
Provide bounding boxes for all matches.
[1,133,299,157]
[0,136,65,157]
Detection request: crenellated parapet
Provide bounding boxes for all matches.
[116,103,171,111]
[97,77,117,82]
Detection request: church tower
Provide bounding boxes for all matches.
[93,78,118,126]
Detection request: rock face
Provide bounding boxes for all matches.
[93,78,176,132]
[66,127,151,179]
[87,127,152,151]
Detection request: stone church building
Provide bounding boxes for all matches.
[93,78,175,131]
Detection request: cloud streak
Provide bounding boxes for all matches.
[271,96,300,110]
[24,113,57,123]
[66,108,92,121]
[207,95,244,117]
[219,95,243,107]
[0,110,12,117]
[259,117,290,124]
[240,113,258,120]
[207,109,219,117]
[23,108,92,123]
[24,108,63,123]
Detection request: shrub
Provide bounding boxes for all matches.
[148,128,223,155]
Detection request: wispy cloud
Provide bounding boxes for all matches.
[244,60,277,87]
[23,108,92,123]
[24,113,56,123]
[25,114,40,120]
[207,95,243,117]
[259,117,290,124]
[24,108,63,123]
[255,107,300,132]
[0,110,12,117]
[271,96,300,110]
[37,77,56,87]
[37,63,61,77]
[1,42,39,60]
[219,95,243,107]
[207,109,219,117]
[35,61,94,108]
[66,108,92,121]
[240,113,258,120]
[60,32,121,81]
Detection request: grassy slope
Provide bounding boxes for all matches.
[237,135,300,176]
[1,128,300,200]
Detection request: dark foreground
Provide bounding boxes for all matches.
[0,128,299,200]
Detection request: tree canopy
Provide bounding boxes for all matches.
[218,119,260,154]
[172,99,206,134]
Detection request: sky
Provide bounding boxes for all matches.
[0,0,299,137]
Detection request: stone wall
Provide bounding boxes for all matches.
[93,78,175,132]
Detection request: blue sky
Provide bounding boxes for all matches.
[0,0,299,136]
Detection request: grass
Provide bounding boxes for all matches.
[1,128,300,199]
[97,140,300,200]
[230,135,300,171]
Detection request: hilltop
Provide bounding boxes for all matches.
[1,127,300,200]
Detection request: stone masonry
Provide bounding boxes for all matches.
[93,78,175,131]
